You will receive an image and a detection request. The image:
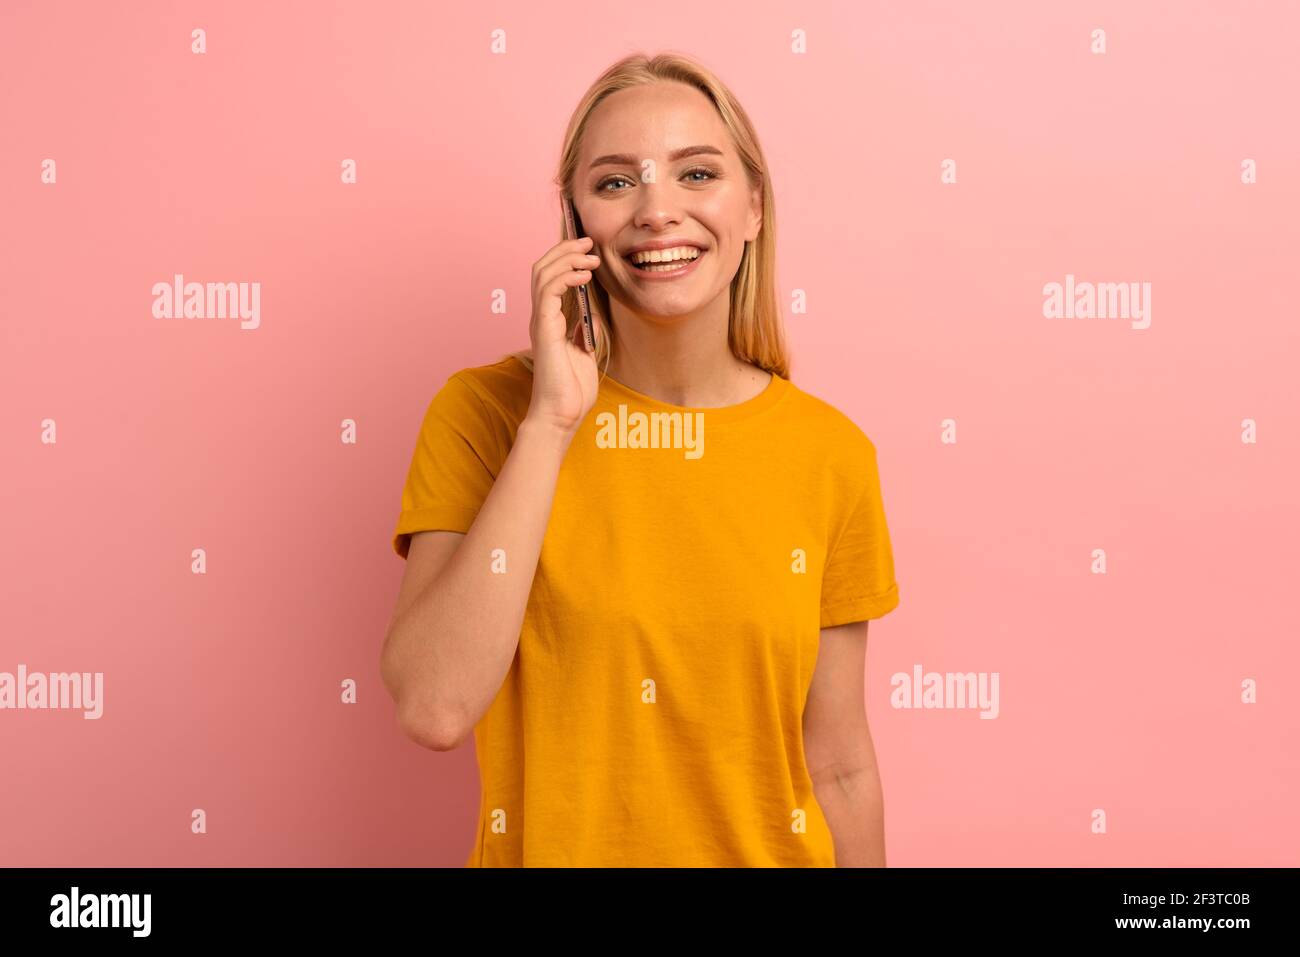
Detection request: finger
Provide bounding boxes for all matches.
[533,250,600,304]
[532,269,592,344]
[531,236,595,285]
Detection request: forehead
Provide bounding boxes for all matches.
[580,82,732,163]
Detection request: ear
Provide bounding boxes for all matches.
[744,182,763,243]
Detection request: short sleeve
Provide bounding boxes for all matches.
[392,372,503,559]
[819,441,900,628]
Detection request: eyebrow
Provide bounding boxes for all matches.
[587,144,725,169]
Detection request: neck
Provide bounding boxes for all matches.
[604,297,771,407]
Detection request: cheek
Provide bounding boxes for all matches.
[697,193,752,251]
[574,210,615,254]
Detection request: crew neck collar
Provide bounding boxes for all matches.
[595,365,790,424]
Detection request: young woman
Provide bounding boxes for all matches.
[382,53,900,867]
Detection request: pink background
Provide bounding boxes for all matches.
[2,0,1297,866]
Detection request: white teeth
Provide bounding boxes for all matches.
[629,245,702,264]
[638,261,694,272]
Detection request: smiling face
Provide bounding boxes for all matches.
[573,81,763,324]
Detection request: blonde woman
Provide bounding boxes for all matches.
[383,52,900,867]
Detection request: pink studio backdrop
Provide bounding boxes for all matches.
[2,0,1297,867]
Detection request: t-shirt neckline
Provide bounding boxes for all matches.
[595,365,790,424]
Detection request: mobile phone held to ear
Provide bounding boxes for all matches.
[561,193,596,353]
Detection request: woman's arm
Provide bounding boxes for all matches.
[381,420,576,750]
[381,236,601,751]
[803,619,887,867]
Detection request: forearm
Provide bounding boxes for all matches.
[384,417,573,744]
[814,765,887,867]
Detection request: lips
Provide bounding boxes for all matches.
[623,237,705,257]
[623,247,708,280]
[626,251,703,270]
[624,241,706,269]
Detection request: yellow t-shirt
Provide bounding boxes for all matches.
[392,355,900,867]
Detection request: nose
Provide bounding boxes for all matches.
[630,178,683,232]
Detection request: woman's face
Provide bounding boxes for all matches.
[573,81,762,322]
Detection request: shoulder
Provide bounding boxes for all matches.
[780,378,880,471]
[439,354,533,427]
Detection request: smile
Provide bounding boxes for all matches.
[624,246,706,281]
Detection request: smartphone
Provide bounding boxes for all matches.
[561,193,596,353]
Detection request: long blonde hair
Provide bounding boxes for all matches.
[508,51,790,381]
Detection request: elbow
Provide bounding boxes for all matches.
[396,696,467,752]
[382,655,465,748]
[380,630,468,751]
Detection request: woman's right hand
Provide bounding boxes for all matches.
[525,235,601,437]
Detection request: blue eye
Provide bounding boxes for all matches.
[682,165,720,183]
[596,165,721,192]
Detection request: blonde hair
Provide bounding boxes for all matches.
[507,51,790,381]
